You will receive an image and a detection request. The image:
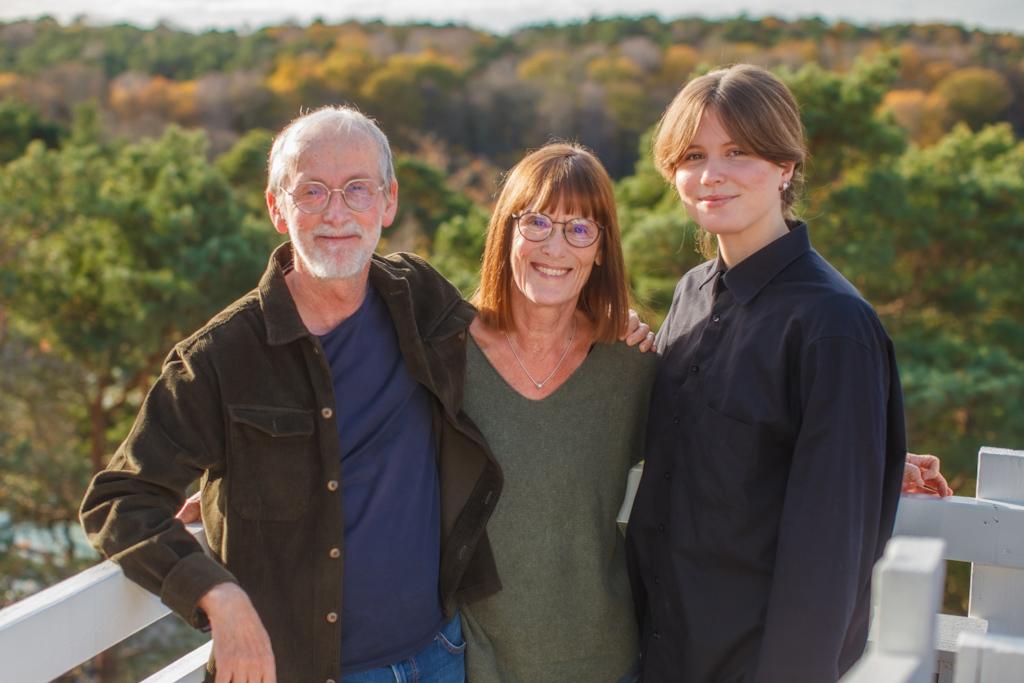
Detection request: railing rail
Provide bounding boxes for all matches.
[0,526,209,682]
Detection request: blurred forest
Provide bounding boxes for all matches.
[1,13,1022,681]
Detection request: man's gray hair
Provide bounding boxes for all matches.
[266,105,396,199]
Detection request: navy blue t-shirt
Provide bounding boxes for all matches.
[318,284,444,673]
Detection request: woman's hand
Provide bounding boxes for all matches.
[622,308,656,352]
[903,452,953,497]
[176,490,203,523]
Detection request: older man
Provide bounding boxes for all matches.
[80,106,503,682]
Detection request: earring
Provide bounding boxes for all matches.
[780,180,791,193]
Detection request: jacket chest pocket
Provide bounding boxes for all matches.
[227,405,316,521]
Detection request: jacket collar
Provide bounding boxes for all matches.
[698,221,811,305]
[258,243,309,347]
[258,243,473,346]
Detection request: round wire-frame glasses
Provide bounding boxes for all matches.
[513,211,603,248]
[285,179,386,214]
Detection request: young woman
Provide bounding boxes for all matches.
[626,64,909,682]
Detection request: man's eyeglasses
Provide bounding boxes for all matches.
[513,211,603,248]
[284,179,386,214]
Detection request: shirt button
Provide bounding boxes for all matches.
[690,365,699,374]
[326,480,339,492]
[712,314,721,323]
[326,612,338,624]
[329,547,341,559]
[321,407,334,419]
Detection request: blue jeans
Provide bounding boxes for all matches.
[342,614,465,683]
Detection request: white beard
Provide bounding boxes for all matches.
[288,219,381,280]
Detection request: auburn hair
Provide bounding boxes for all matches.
[472,143,629,343]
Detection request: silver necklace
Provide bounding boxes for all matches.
[504,317,577,390]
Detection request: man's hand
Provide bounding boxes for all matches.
[199,583,277,683]
[176,491,203,523]
[903,452,953,497]
[622,308,656,352]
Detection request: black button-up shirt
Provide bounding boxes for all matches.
[627,223,906,683]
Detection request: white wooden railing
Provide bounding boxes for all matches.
[3,446,1024,682]
[845,446,1024,682]
[0,526,211,682]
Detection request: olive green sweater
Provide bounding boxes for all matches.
[461,338,658,683]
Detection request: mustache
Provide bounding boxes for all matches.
[311,223,363,238]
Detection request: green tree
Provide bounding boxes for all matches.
[216,127,274,216]
[393,157,474,242]
[0,120,275,605]
[934,67,1014,130]
[430,204,491,295]
[812,122,1024,488]
[782,53,906,183]
[0,97,63,163]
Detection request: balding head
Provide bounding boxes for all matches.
[267,106,395,200]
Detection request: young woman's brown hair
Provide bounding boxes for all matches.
[472,142,630,343]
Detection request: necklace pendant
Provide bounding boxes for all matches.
[504,316,578,394]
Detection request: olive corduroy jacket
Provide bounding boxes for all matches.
[80,243,503,682]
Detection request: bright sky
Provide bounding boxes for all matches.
[1,0,1023,34]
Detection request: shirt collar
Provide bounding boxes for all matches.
[700,221,811,306]
[697,254,728,290]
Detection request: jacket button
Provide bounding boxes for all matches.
[690,364,699,374]
[329,547,341,559]
[327,480,339,492]
[326,612,338,624]
[321,407,334,419]
[658,523,666,533]
[712,314,721,323]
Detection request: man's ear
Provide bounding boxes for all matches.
[381,179,399,229]
[267,190,289,235]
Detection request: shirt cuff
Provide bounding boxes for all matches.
[160,551,238,629]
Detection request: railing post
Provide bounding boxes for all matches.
[840,536,946,683]
[968,447,1024,636]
